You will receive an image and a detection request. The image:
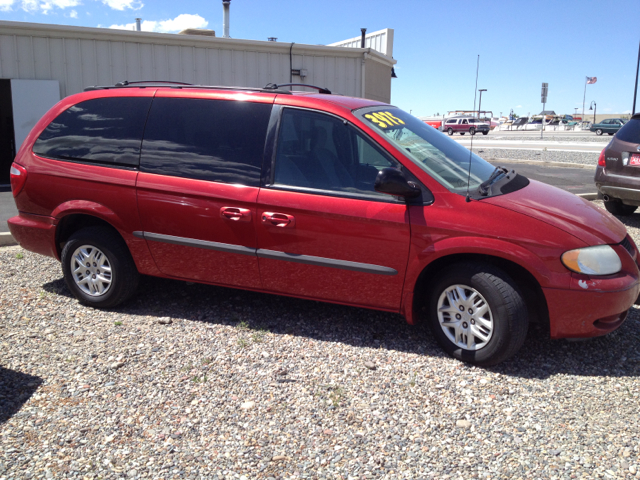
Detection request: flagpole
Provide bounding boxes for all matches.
[582,76,587,127]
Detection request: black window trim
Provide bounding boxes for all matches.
[263,105,433,205]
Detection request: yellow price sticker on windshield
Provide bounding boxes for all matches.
[364,111,405,129]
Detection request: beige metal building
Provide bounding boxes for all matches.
[0,20,396,185]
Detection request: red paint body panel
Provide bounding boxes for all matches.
[136,173,262,288]
[485,180,627,245]
[255,188,410,310]
[7,213,57,258]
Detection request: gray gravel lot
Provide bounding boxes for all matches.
[477,148,599,166]
[1,201,640,479]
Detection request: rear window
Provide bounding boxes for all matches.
[616,118,640,143]
[140,98,271,187]
[33,97,152,166]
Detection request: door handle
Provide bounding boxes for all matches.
[261,212,295,228]
[220,207,252,222]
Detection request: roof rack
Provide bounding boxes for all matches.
[264,83,332,94]
[83,80,293,94]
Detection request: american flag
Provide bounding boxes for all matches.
[586,77,597,84]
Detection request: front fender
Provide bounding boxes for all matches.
[400,236,569,324]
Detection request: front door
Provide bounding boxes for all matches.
[255,107,411,310]
[136,95,273,288]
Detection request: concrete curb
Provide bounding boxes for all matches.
[0,232,17,247]
[576,193,598,201]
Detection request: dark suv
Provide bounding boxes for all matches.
[8,81,639,366]
[595,113,640,215]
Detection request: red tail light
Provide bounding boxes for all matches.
[598,148,606,167]
[10,163,28,197]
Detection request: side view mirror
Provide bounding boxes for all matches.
[374,168,421,198]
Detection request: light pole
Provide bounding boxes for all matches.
[478,89,487,119]
[589,101,597,124]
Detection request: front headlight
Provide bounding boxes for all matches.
[561,245,621,275]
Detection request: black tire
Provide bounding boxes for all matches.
[469,127,476,136]
[595,129,603,135]
[460,132,465,135]
[448,128,454,136]
[482,131,489,135]
[61,226,139,308]
[608,132,614,135]
[604,199,637,216]
[428,263,528,366]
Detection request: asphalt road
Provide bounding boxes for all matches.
[1,189,17,234]
[493,160,596,196]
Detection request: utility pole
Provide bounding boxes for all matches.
[633,39,640,114]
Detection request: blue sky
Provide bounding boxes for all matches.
[1,0,639,118]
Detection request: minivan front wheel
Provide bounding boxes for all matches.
[429,263,528,366]
[469,127,476,136]
[595,129,603,135]
[61,226,139,308]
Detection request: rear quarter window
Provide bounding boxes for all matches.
[140,98,271,187]
[615,118,640,143]
[33,97,152,166]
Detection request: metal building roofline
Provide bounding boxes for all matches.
[0,20,395,65]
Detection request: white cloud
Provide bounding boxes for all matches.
[0,0,15,11]
[109,13,208,33]
[100,0,141,10]
[69,8,77,16]
[515,105,523,108]
[11,0,80,13]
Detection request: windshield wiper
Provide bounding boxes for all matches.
[478,166,508,196]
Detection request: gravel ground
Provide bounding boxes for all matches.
[476,148,599,166]
[476,134,610,144]
[2,206,640,479]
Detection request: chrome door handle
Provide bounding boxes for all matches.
[220,207,252,222]
[261,212,295,228]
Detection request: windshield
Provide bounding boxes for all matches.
[355,106,500,195]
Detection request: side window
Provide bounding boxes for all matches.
[140,98,271,186]
[273,108,399,197]
[33,97,152,166]
[446,119,456,124]
[461,119,468,125]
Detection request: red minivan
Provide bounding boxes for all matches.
[8,82,640,366]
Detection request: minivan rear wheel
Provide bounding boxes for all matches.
[61,226,139,308]
[604,199,637,216]
[428,263,528,366]
[595,129,603,135]
[448,128,454,135]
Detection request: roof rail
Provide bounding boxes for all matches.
[84,80,293,94]
[264,83,332,94]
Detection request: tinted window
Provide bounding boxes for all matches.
[446,119,456,124]
[273,108,400,197]
[33,97,152,166]
[140,98,271,186]
[616,118,640,143]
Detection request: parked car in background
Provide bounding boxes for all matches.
[590,118,627,136]
[443,117,490,136]
[595,113,640,215]
[8,82,640,366]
